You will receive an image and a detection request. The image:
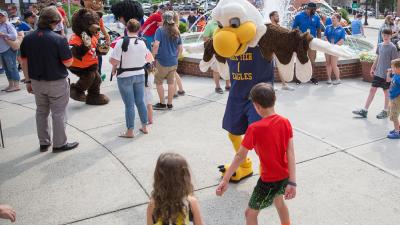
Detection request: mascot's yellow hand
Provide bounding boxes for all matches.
[81,32,92,48]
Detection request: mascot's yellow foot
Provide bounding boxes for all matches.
[218,164,253,183]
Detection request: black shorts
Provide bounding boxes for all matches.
[372,76,391,90]
[248,178,288,210]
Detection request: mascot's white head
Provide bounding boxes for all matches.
[211,0,266,58]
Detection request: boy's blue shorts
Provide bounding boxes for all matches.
[222,97,261,135]
[143,34,154,51]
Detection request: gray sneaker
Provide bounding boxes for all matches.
[282,85,295,91]
[215,87,224,94]
[376,110,388,119]
[333,79,341,85]
[352,109,368,118]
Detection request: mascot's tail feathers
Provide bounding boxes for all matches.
[199,55,230,80]
[275,54,295,82]
[295,58,313,83]
[309,38,352,59]
[183,42,205,54]
[275,53,312,83]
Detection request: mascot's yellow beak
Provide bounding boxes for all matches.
[213,22,256,58]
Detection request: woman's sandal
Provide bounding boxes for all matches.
[139,128,148,134]
[118,132,134,138]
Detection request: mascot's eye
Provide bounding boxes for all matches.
[229,18,241,28]
[217,21,223,29]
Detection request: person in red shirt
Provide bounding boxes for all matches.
[216,83,297,225]
[141,4,165,50]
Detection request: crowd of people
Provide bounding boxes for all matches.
[1,0,400,224]
[0,3,70,93]
[289,3,400,139]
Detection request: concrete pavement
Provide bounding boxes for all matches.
[0,67,400,224]
[362,17,384,30]
[0,25,398,224]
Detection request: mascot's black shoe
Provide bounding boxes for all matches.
[86,94,110,105]
[70,84,86,102]
[310,78,319,85]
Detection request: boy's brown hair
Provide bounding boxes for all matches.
[382,28,393,35]
[249,83,276,108]
[126,18,140,33]
[391,58,400,68]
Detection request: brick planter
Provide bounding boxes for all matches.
[360,61,374,83]
[178,57,362,81]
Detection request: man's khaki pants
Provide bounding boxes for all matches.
[31,78,69,148]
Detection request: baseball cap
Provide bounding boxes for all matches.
[24,11,35,18]
[56,2,62,7]
[163,11,175,24]
[0,10,8,17]
[307,3,317,9]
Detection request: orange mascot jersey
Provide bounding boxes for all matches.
[69,33,98,68]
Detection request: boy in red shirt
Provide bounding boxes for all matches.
[216,83,296,225]
[141,4,165,50]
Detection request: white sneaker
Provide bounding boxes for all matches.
[326,79,332,84]
[281,85,295,91]
[333,79,341,85]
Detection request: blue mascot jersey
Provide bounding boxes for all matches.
[222,46,274,135]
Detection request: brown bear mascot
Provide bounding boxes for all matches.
[69,8,109,105]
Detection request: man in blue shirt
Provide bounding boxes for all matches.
[292,2,321,85]
[0,10,19,92]
[14,19,32,33]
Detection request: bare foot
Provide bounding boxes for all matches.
[1,86,11,91]
[5,86,20,92]
[118,131,134,138]
[139,127,148,134]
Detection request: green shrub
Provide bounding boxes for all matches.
[359,52,376,63]
[62,3,81,21]
[179,22,188,34]
[339,8,351,24]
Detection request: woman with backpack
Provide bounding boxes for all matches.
[110,19,149,138]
